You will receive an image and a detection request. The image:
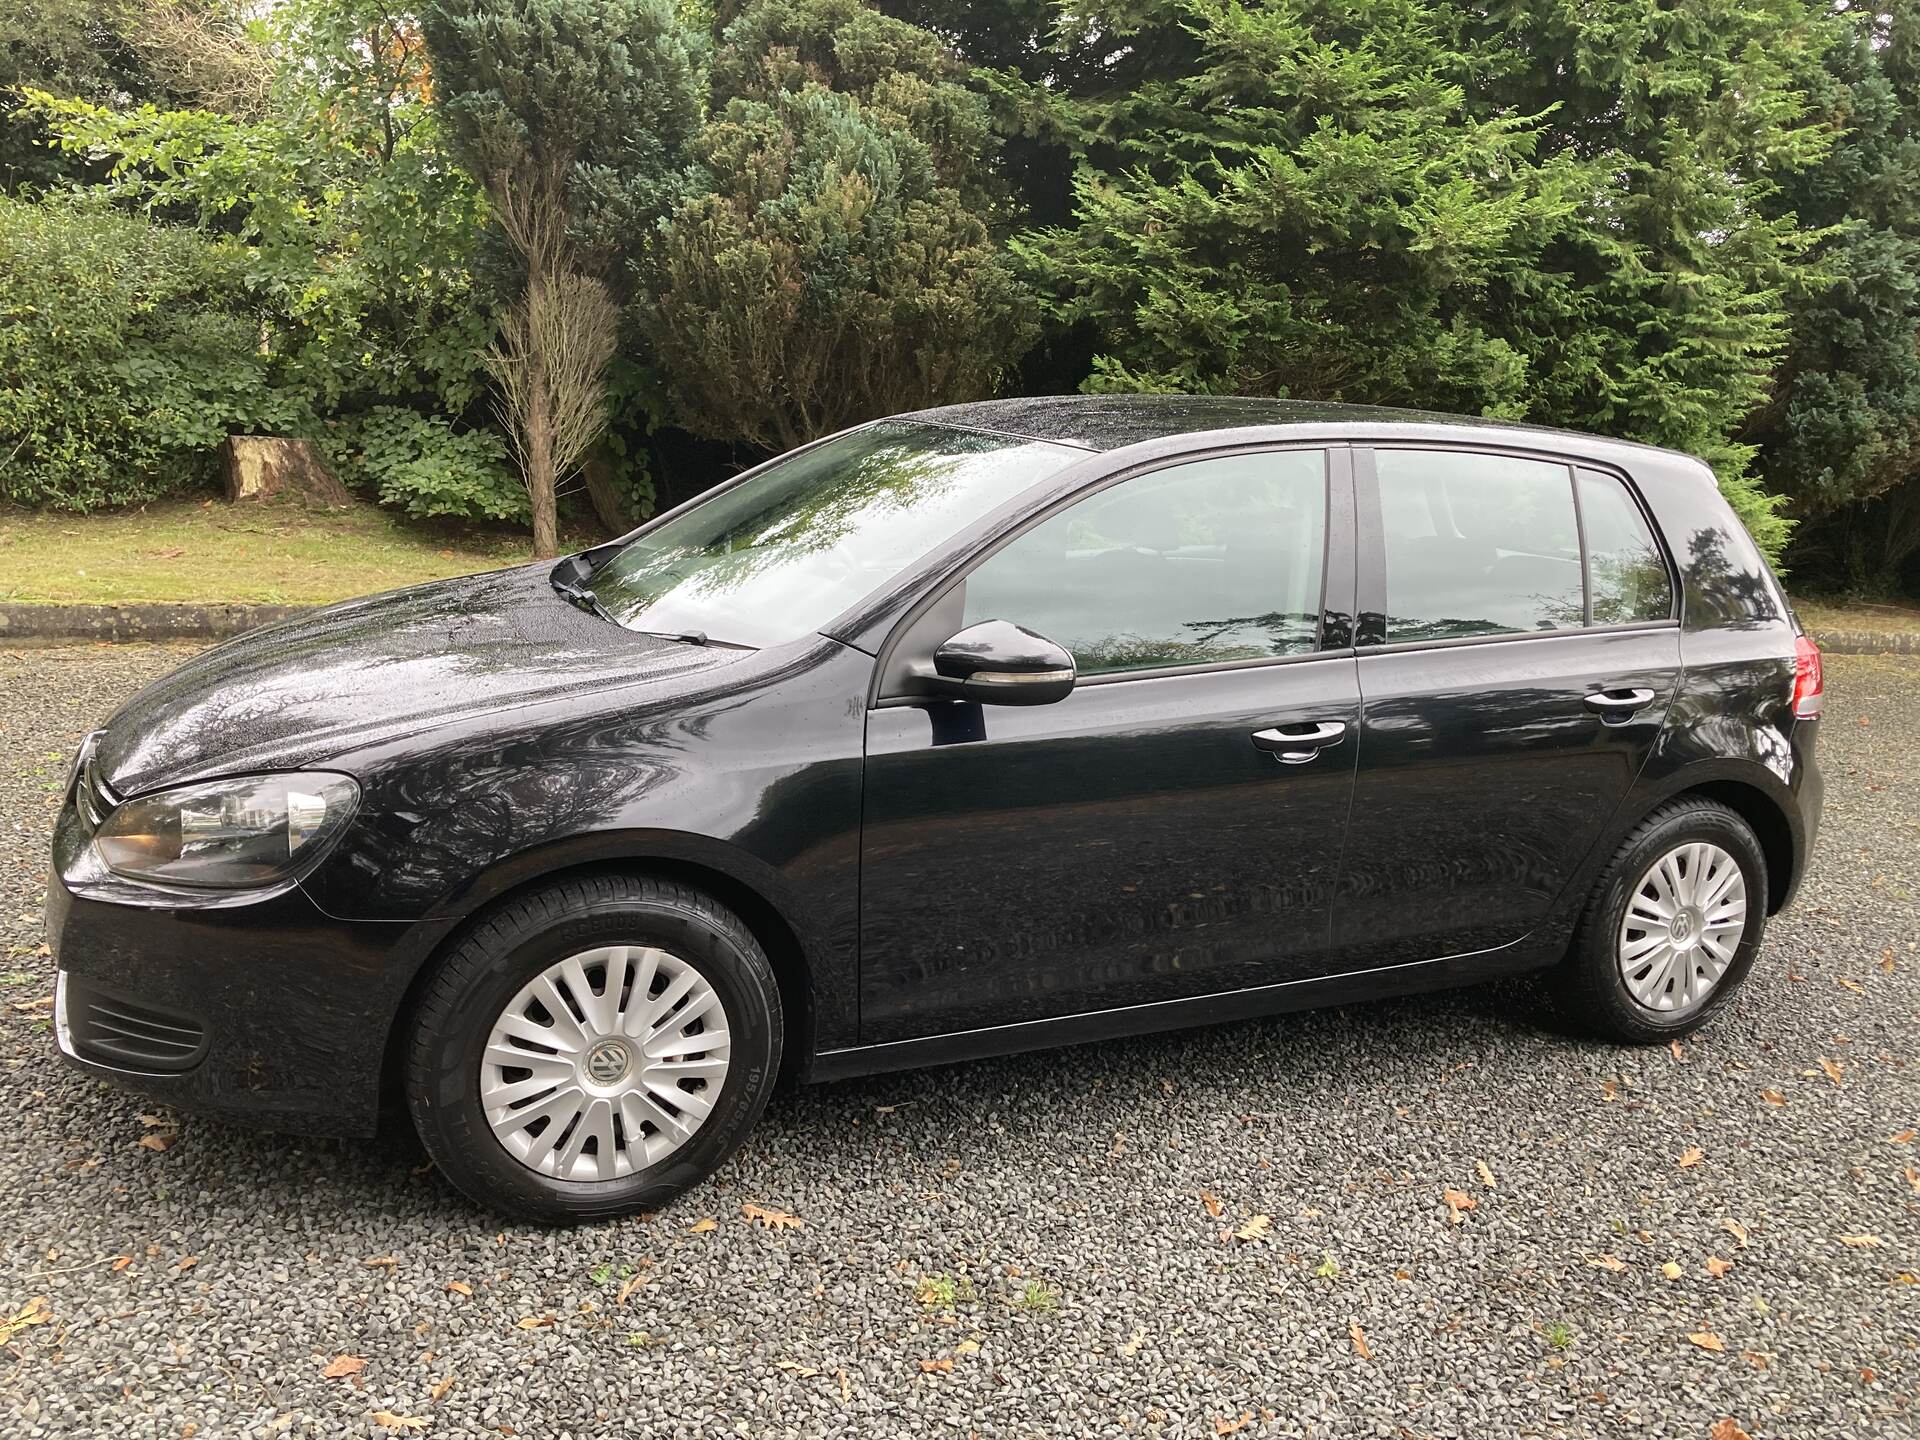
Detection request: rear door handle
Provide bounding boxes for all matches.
[1251,720,1347,764]
[1583,686,1656,717]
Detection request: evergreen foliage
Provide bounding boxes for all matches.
[645,0,1036,450]
[5,0,1920,583]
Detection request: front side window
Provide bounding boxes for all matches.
[588,422,1084,648]
[958,450,1327,676]
[1376,449,1584,641]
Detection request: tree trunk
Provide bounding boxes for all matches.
[582,449,632,536]
[526,372,559,560]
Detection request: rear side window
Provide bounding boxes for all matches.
[1376,450,1583,641]
[960,450,1327,675]
[1578,470,1673,623]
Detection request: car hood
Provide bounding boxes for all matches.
[94,563,741,795]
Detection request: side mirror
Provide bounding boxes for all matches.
[931,619,1076,706]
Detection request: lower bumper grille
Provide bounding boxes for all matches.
[60,975,207,1072]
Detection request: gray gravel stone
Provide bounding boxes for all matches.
[0,644,1915,1439]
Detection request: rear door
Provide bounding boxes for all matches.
[1330,447,1682,970]
[858,446,1360,1044]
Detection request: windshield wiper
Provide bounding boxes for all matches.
[552,572,751,648]
[551,576,619,625]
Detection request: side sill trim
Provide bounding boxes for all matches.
[806,941,1542,1084]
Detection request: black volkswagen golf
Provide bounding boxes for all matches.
[48,397,1825,1222]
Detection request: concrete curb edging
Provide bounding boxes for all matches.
[0,601,1916,654]
[0,602,315,644]
[1805,627,1920,656]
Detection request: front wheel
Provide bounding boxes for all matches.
[405,874,782,1224]
[1551,798,1769,1043]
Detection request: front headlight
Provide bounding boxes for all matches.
[92,772,360,889]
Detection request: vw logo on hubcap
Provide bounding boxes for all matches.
[584,1039,631,1085]
[1669,909,1698,946]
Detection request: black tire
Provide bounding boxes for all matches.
[1550,797,1769,1043]
[405,873,782,1224]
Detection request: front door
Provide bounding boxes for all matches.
[858,447,1359,1044]
[1331,447,1684,969]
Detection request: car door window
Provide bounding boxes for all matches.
[1376,449,1583,641]
[959,450,1326,676]
[1579,470,1674,623]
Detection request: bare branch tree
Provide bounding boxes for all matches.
[479,152,617,559]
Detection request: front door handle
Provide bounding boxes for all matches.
[1584,686,1657,717]
[1251,720,1347,764]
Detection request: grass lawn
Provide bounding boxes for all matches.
[0,498,542,605]
[1795,596,1920,637]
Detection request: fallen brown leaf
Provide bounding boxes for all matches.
[1214,1414,1253,1436]
[430,1375,455,1403]
[1688,1330,1726,1353]
[1710,1420,1753,1440]
[363,1256,398,1269]
[741,1202,803,1231]
[369,1412,429,1432]
[615,1272,645,1306]
[1819,1056,1844,1085]
[1348,1322,1371,1360]
[1443,1189,1477,1223]
[1760,1089,1786,1107]
[1198,1190,1224,1219]
[1720,1219,1750,1247]
[1678,1147,1705,1169]
[1838,1234,1883,1248]
[1889,1129,1916,1145]
[1234,1214,1271,1243]
[321,1355,366,1379]
[110,1256,132,1272]
[1660,1261,1684,1280]
[514,1314,556,1330]
[1588,1255,1628,1273]
[445,1280,472,1296]
[1475,1159,1496,1189]
[686,1217,718,1234]
[136,1133,177,1153]
[1904,1166,1919,1195]
[918,1357,953,1374]
[1706,1256,1735,1278]
[0,1297,51,1344]
[1669,1039,1685,1061]
[176,1256,197,1272]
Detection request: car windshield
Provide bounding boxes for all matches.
[586,421,1085,647]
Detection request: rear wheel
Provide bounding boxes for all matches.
[1552,798,1768,1042]
[405,874,781,1224]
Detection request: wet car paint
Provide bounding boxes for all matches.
[48,398,1822,1133]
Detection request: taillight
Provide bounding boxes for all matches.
[1792,634,1824,719]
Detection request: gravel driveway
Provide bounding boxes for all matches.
[2,645,1915,1440]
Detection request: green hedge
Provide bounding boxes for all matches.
[0,193,303,510]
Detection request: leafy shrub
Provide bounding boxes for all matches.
[0,192,298,510]
[330,406,526,522]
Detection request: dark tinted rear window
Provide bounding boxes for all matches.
[1377,450,1584,641]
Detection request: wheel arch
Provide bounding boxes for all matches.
[1672,778,1796,916]
[377,849,824,1125]
[1604,768,1801,917]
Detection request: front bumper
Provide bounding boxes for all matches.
[47,793,436,1138]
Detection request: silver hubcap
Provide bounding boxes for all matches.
[1618,842,1748,1013]
[481,946,731,1182]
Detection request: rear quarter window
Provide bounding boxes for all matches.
[1578,470,1674,623]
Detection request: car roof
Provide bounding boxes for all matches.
[902,394,1690,466]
